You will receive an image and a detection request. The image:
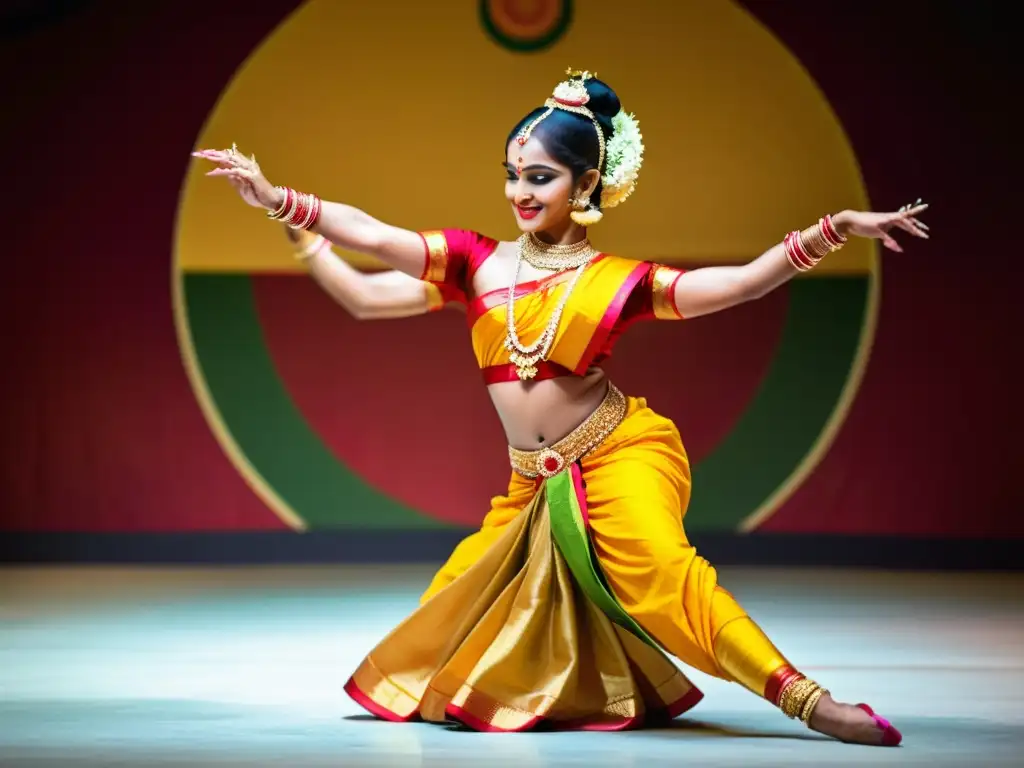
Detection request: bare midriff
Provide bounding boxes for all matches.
[486,368,609,450]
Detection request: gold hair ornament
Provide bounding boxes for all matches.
[516,68,644,225]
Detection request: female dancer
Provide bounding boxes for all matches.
[195,69,927,746]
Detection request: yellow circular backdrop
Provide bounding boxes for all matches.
[174,0,877,533]
[177,0,873,274]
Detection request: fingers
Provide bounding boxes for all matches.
[192,149,233,168]
[895,197,930,240]
[205,167,256,181]
[893,216,929,239]
[192,147,252,168]
[192,149,228,160]
[881,232,903,253]
[897,199,929,217]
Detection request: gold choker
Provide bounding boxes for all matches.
[519,233,596,272]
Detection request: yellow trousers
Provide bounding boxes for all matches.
[422,395,794,700]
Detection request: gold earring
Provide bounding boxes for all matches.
[570,195,603,226]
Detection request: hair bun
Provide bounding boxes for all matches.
[584,78,621,123]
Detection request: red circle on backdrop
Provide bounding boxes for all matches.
[502,0,549,27]
[252,275,789,526]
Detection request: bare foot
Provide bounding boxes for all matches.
[807,693,902,746]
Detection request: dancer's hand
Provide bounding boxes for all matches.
[191,144,284,211]
[833,201,930,253]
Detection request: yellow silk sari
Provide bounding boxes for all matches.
[345,234,803,730]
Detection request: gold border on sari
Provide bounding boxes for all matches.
[348,657,421,720]
[344,484,703,731]
[651,264,684,320]
[423,282,445,312]
[419,230,448,283]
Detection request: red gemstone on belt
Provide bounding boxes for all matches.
[536,448,565,478]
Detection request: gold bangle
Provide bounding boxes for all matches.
[267,186,289,218]
[278,191,299,224]
[784,232,815,272]
[798,226,831,260]
[294,235,327,262]
[779,677,820,719]
[799,686,827,723]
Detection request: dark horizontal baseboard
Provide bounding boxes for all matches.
[0,531,1020,570]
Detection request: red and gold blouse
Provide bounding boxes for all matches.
[417,229,686,383]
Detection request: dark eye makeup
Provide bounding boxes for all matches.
[504,163,557,185]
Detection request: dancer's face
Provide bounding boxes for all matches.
[504,137,594,236]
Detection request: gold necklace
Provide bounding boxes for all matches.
[503,236,595,380]
[519,233,595,272]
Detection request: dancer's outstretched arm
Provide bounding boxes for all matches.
[666,205,929,320]
[286,228,456,320]
[195,146,431,279]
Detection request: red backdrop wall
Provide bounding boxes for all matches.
[0,1,1018,541]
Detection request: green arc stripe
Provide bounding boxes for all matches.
[688,276,871,530]
[183,273,869,532]
[182,273,448,530]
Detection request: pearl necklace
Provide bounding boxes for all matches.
[503,235,596,380]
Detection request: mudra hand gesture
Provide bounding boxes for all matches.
[837,200,930,253]
[192,144,284,211]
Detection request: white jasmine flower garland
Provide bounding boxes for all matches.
[600,110,644,209]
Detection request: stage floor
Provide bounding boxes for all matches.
[1,565,1021,766]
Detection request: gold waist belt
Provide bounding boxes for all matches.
[508,384,628,479]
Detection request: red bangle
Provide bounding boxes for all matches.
[821,214,845,247]
[784,231,815,271]
[267,187,322,230]
[796,234,818,266]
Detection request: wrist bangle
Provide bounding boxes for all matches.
[784,214,848,273]
[267,186,323,230]
[295,235,329,262]
[820,214,846,247]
